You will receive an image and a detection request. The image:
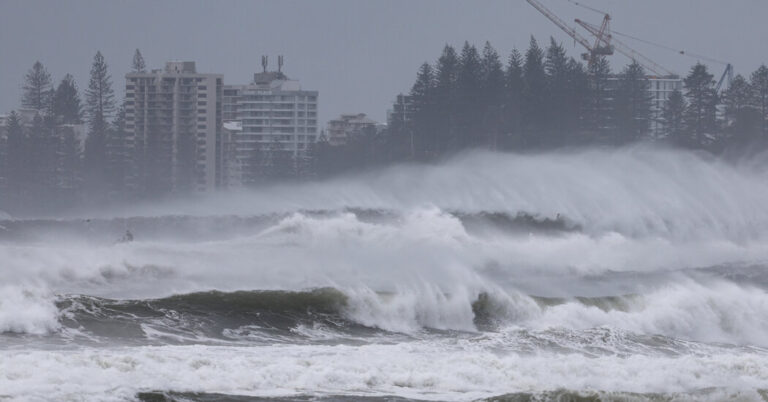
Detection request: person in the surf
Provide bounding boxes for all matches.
[120,229,134,243]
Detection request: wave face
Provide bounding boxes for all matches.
[2,147,768,401]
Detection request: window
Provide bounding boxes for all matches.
[197,124,206,129]
[198,86,206,90]
[198,101,207,106]
[198,93,207,98]
[198,117,207,122]
[198,109,206,114]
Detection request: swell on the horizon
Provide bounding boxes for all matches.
[61,145,768,242]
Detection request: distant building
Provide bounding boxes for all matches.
[386,94,413,129]
[607,75,683,138]
[125,61,223,193]
[326,113,381,146]
[222,58,319,184]
[647,76,684,137]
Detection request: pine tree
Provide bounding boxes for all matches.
[584,56,613,142]
[613,61,652,143]
[84,51,116,193]
[544,38,571,146]
[27,112,57,198]
[722,74,761,144]
[566,57,590,143]
[105,104,131,197]
[480,41,505,149]
[661,90,686,145]
[55,126,82,202]
[132,49,146,73]
[21,61,53,111]
[52,74,83,124]
[386,94,413,161]
[409,62,435,159]
[454,42,483,149]
[433,45,459,155]
[521,36,547,148]
[3,111,28,200]
[503,49,524,149]
[750,65,768,138]
[683,63,718,148]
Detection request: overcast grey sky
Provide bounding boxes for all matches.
[1,0,767,125]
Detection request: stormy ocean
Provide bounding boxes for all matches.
[1,147,768,401]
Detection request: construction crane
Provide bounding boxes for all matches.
[714,64,733,93]
[575,20,675,76]
[597,26,734,91]
[526,0,734,91]
[524,0,612,67]
[568,0,733,89]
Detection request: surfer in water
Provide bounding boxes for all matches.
[119,229,134,243]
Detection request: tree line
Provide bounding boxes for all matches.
[3,39,768,211]
[0,51,142,212]
[314,38,768,176]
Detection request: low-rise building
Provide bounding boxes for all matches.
[326,113,381,146]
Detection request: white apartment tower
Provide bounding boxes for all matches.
[647,76,683,137]
[222,58,318,184]
[125,61,223,193]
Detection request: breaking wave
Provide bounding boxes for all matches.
[1,279,765,350]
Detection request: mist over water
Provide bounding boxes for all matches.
[2,146,768,401]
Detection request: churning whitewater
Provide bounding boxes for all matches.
[2,147,768,401]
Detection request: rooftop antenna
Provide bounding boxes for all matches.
[261,55,268,73]
[278,55,283,73]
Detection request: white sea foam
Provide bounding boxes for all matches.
[522,280,768,347]
[0,285,59,335]
[0,343,766,401]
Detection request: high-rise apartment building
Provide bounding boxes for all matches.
[125,61,222,193]
[606,75,683,138]
[222,64,318,184]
